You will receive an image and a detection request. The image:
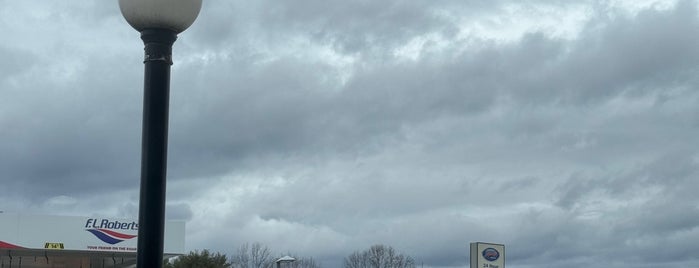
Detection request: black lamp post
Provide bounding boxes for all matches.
[118,1,202,267]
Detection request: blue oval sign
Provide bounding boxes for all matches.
[482,248,500,262]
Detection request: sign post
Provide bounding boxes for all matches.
[470,242,505,268]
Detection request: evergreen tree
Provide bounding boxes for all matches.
[164,249,231,268]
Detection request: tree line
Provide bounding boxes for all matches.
[164,243,416,268]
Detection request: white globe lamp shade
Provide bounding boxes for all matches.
[119,0,202,33]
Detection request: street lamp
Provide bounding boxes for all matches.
[118,1,202,267]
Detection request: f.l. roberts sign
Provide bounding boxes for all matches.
[470,242,505,268]
[0,213,184,254]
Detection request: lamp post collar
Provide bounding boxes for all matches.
[140,29,178,65]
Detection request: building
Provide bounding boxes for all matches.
[0,212,184,268]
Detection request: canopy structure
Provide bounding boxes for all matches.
[0,213,184,268]
[0,249,183,268]
[0,249,136,268]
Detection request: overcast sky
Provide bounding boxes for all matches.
[1,0,699,267]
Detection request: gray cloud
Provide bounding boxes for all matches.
[1,1,699,267]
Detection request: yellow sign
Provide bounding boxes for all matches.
[44,243,65,249]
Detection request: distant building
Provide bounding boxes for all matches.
[0,213,184,268]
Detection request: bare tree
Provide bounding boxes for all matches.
[232,244,250,268]
[344,251,370,268]
[252,243,273,268]
[344,244,415,268]
[231,242,274,268]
